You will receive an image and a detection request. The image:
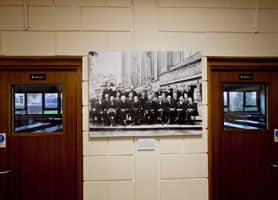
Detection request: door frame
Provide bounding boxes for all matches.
[208,57,278,200]
[0,57,83,200]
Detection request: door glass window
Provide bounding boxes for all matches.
[224,84,267,130]
[229,91,244,112]
[13,84,63,133]
[27,93,43,114]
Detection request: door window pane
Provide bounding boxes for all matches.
[223,91,228,106]
[15,93,25,109]
[15,93,26,114]
[13,84,63,134]
[245,91,257,106]
[229,92,243,112]
[45,93,58,109]
[224,84,267,130]
[27,93,43,114]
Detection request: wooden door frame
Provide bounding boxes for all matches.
[0,57,83,200]
[208,57,278,200]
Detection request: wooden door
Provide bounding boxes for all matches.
[209,59,278,200]
[0,58,82,200]
[270,71,278,198]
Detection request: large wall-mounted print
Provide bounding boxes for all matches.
[89,51,203,137]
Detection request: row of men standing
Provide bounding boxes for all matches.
[90,88,198,126]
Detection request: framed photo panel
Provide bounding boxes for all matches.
[89,51,203,137]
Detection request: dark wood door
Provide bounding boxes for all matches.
[0,58,82,200]
[209,59,278,200]
[270,71,278,198]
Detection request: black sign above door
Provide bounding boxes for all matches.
[30,74,46,80]
[239,73,254,80]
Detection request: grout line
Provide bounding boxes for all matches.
[84,179,135,183]
[0,29,131,32]
[159,6,259,10]
[160,152,208,156]
[160,177,209,181]
[86,154,134,158]
[1,29,278,34]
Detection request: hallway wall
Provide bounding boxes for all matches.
[0,0,278,200]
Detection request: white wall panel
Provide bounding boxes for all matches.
[56,32,108,55]
[81,7,132,31]
[28,0,53,6]
[0,0,23,5]
[1,31,55,55]
[161,179,208,200]
[259,9,278,33]
[136,147,159,200]
[159,8,256,32]
[0,7,24,30]
[29,7,80,30]
[160,154,208,178]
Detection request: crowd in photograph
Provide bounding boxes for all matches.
[90,84,199,126]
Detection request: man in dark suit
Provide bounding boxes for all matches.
[185,97,198,122]
[131,96,142,125]
[107,96,117,126]
[143,94,153,124]
[151,96,159,124]
[102,94,110,125]
[184,85,193,99]
[91,96,103,124]
[102,84,113,99]
[157,95,167,124]
[114,92,121,124]
[119,95,130,125]
[172,92,179,104]
[176,96,187,124]
[166,95,176,124]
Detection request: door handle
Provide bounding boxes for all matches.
[0,169,12,175]
[270,163,278,168]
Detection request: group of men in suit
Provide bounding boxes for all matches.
[90,85,198,126]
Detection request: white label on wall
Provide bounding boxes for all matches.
[274,129,278,143]
[137,138,155,151]
[0,133,6,148]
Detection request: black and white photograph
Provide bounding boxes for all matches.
[89,51,203,137]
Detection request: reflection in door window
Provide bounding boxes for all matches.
[13,85,63,133]
[45,93,58,109]
[224,84,267,130]
[27,93,43,114]
[245,91,257,106]
[15,93,26,114]
[229,92,244,112]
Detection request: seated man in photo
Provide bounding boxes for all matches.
[90,97,97,123]
[166,95,176,124]
[185,97,198,122]
[157,95,167,124]
[131,96,142,125]
[92,96,104,124]
[151,96,159,124]
[175,96,187,124]
[119,95,130,125]
[107,96,117,126]
[143,94,154,124]
[102,93,110,125]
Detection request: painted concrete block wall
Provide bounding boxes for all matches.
[0,0,278,200]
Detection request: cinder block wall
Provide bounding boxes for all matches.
[0,1,278,200]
